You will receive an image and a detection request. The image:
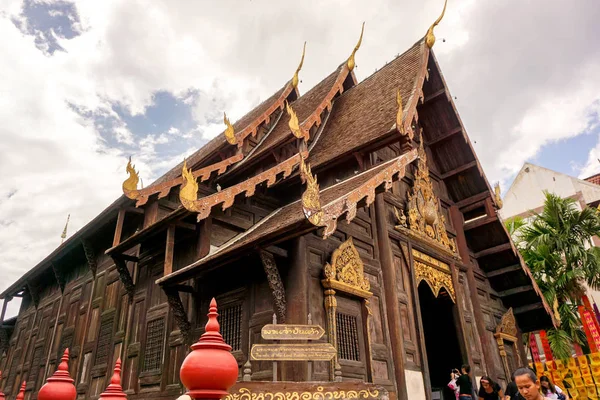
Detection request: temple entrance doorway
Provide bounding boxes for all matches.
[418,282,463,400]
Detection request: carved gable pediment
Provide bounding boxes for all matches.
[495,308,517,338]
[322,238,372,298]
[394,140,457,256]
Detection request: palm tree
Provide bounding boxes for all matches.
[506,192,600,359]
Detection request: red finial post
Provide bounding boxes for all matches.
[15,381,25,400]
[99,358,127,400]
[180,298,239,400]
[0,370,5,400]
[38,349,77,400]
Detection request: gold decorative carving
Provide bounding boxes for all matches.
[412,249,450,271]
[396,89,405,135]
[126,153,242,207]
[224,112,237,145]
[324,288,338,381]
[399,140,457,254]
[306,149,418,239]
[322,238,372,298]
[494,183,503,209]
[292,42,306,89]
[495,308,517,338]
[425,0,447,48]
[122,157,140,199]
[286,101,307,140]
[300,157,324,226]
[347,22,365,71]
[180,159,199,209]
[414,260,455,302]
[181,152,305,221]
[224,386,382,400]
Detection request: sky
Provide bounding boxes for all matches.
[0,0,599,318]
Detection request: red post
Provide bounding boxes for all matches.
[15,381,25,400]
[0,370,5,400]
[99,358,127,400]
[38,348,77,400]
[180,298,238,400]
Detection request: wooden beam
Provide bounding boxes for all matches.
[125,207,144,215]
[114,253,139,263]
[486,264,522,278]
[441,160,478,180]
[165,225,176,276]
[464,215,498,231]
[426,126,462,146]
[176,221,196,231]
[455,191,491,209]
[514,303,544,315]
[473,242,512,258]
[170,284,195,294]
[423,88,446,104]
[113,208,126,247]
[196,217,211,260]
[497,285,533,298]
[159,199,181,211]
[264,245,288,258]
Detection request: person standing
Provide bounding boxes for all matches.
[456,364,474,400]
[478,376,504,400]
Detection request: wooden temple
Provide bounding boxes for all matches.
[0,5,556,400]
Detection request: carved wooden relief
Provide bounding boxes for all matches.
[494,308,521,380]
[495,307,517,337]
[302,149,418,239]
[259,251,287,323]
[164,288,191,342]
[394,140,457,256]
[412,249,455,303]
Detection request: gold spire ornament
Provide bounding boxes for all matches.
[60,214,70,244]
[425,0,447,48]
[180,159,199,208]
[122,157,140,198]
[494,182,503,209]
[396,89,404,134]
[286,100,305,140]
[300,157,323,226]
[347,22,365,71]
[292,42,306,88]
[223,112,237,145]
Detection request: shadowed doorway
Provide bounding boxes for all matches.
[418,282,463,399]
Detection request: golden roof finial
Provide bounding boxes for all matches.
[122,157,140,195]
[286,100,304,139]
[300,157,323,226]
[60,214,70,244]
[426,0,447,48]
[180,159,199,208]
[224,112,237,145]
[396,89,404,134]
[494,182,503,209]
[347,22,365,71]
[292,42,306,88]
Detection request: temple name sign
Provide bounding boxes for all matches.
[261,324,325,340]
[250,343,336,361]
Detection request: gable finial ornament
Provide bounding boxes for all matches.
[123,156,140,199]
[394,139,457,255]
[299,156,323,226]
[224,112,237,145]
[347,22,365,71]
[292,42,306,88]
[322,238,372,298]
[425,0,447,48]
[180,159,199,211]
[494,182,503,209]
[286,100,307,140]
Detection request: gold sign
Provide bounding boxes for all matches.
[261,324,325,341]
[250,343,336,361]
[224,384,385,400]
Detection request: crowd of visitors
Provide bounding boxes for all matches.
[448,365,569,400]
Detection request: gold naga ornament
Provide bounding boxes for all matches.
[223,112,237,145]
[494,182,503,209]
[292,42,306,89]
[122,157,140,199]
[346,22,365,71]
[396,89,405,135]
[299,157,323,226]
[180,159,199,210]
[286,100,307,140]
[395,139,457,254]
[425,0,447,49]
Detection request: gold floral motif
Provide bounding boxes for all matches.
[322,238,372,298]
[300,157,324,226]
[224,112,237,145]
[393,206,407,228]
[494,182,503,209]
[400,140,457,253]
[495,308,517,337]
[224,386,382,400]
[122,157,140,198]
[292,42,306,88]
[347,22,364,71]
[425,0,447,49]
[414,260,455,302]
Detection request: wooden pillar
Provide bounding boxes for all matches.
[113,208,126,247]
[449,205,492,375]
[0,297,9,323]
[374,194,408,400]
[449,262,473,367]
[283,235,308,381]
[165,225,176,276]
[44,293,64,377]
[196,218,211,260]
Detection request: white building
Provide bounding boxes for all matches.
[500,162,600,304]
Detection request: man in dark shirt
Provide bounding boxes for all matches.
[456,364,473,400]
[505,371,525,400]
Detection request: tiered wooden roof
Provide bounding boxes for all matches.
[1,16,555,332]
